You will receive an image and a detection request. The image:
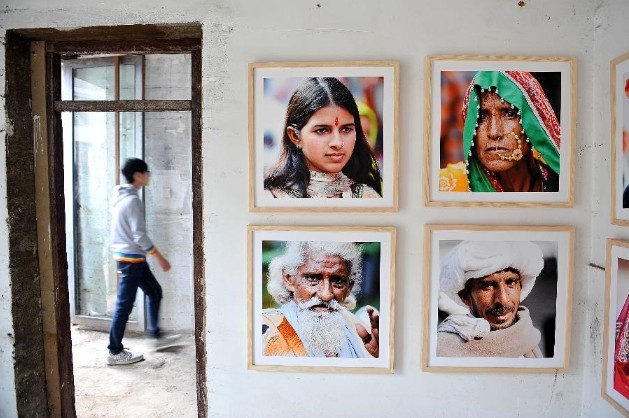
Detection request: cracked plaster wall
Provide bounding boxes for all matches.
[0,0,627,416]
[581,0,629,416]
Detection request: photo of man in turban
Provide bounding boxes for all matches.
[436,240,557,358]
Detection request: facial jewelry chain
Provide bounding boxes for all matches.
[496,131,523,161]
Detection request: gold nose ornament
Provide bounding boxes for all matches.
[497,132,523,161]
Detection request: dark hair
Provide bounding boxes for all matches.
[121,158,148,184]
[264,77,382,196]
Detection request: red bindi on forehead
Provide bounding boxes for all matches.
[334,116,339,126]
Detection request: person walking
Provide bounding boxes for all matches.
[107,158,180,365]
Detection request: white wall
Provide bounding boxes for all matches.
[583,0,629,416]
[0,0,626,416]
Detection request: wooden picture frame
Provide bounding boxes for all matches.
[425,55,576,207]
[248,225,395,372]
[422,224,574,372]
[611,53,629,225]
[249,61,399,212]
[602,239,629,414]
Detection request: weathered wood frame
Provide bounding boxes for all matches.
[6,24,206,416]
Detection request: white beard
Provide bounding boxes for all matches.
[295,297,348,357]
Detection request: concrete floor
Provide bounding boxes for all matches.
[71,326,198,417]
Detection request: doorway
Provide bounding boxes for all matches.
[4,25,206,416]
[61,53,195,334]
[56,42,201,415]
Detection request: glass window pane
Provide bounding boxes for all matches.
[120,112,142,162]
[145,54,191,100]
[67,111,136,320]
[73,66,115,100]
[119,64,137,100]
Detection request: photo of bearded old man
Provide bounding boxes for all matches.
[261,241,380,358]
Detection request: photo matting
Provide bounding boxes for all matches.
[249,62,398,212]
[248,225,395,372]
[423,225,573,372]
[425,56,575,207]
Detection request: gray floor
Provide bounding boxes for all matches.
[71,326,198,417]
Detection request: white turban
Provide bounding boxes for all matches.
[440,240,544,305]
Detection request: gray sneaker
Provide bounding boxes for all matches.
[107,349,144,366]
[153,334,183,351]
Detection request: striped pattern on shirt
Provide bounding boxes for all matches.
[114,246,156,263]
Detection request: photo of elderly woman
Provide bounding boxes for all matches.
[439,70,561,193]
[263,77,383,199]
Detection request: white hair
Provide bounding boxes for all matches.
[267,241,363,309]
[295,297,347,357]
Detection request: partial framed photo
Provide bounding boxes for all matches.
[248,226,395,372]
[425,55,576,206]
[422,225,574,372]
[249,61,398,212]
[611,53,629,225]
[602,239,629,414]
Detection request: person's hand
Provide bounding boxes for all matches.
[355,306,379,358]
[153,251,171,272]
[158,257,171,272]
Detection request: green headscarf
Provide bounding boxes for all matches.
[462,71,561,192]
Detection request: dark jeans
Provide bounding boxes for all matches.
[108,261,162,354]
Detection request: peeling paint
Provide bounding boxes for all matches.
[4,117,13,136]
[590,315,601,348]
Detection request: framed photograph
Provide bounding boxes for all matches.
[611,53,629,225]
[602,239,629,414]
[249,61,398,212]
[422,225,574,372]
[425,55,576,206]
[248,225,395,372]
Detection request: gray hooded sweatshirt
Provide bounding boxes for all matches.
[110,184,155,262]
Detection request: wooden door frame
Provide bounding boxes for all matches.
[5,24,206,417]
